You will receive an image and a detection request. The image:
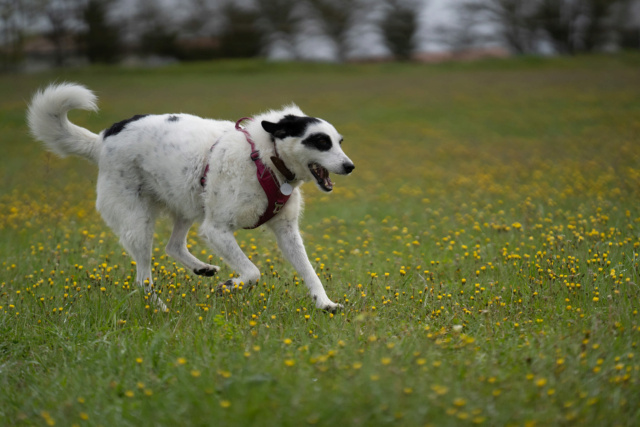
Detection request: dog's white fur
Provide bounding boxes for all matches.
[28,83,354,312]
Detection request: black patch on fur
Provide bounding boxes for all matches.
[302,132,332,152]
[261,115,320,139]
[104,114,149,139]
[167,115,179,122]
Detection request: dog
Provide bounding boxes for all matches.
[27,83,354,312]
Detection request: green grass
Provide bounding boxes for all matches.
[1,55,640,426]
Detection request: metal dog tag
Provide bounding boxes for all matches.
[280,182,293,196]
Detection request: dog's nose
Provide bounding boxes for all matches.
[342,162,355,174]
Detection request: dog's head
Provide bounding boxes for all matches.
[261,111,354,192]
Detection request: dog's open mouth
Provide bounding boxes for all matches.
[309,163,333,192]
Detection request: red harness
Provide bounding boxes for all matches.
[201,118,292,229]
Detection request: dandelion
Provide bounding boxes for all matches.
[220,400,231,408]
[40,411,55,426]
[453,398,467,407]
[218,370,232,378]
[432,385,449,395]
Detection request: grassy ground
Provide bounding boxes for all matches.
[1,55,640,426]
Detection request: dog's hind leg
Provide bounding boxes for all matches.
[166,215,220,277]
[97,183,167,311]
[120,214,167,311]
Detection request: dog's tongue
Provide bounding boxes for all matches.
[324,174,333,190]
[322,169,333,190]
[311,163,333,191]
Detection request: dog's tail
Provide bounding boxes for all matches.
[27,82,101,164]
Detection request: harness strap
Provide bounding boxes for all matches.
[200,138,220,187]
[235,117,291,229]
[200,118,292,229]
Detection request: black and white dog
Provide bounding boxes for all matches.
[28,83,354,312]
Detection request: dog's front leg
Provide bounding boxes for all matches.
[269,219,341,312]
[199,222,261,290]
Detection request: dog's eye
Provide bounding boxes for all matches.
[302,133,332,152]
[339,138,343,146]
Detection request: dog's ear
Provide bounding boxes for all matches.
[262,115,321,140]
[261,121,288,139]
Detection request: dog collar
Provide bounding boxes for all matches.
[236,117,293,229]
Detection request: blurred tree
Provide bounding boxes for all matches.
[455,0,625,55]
[381,0,421,60]
[461,0,538,54]
[618,0,640,49]
[219,3,261,58]
[255,0,301,59]
[582,0,617,50]
[39,0,84,66]
[0,0,28,69]
[433,1,488,54]
[136,0,179,57]
[306,0,354,61]
[175,0,223,60]
[79,0,120,63]
[534,0,583,54]
[183,0,214,36]
[535,0,621,54]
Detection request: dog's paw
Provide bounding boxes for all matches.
[148,293,168,313]
[215,279,237,296]
[194,265,220,277]
[321,302,343,314]
[313,295,343,313]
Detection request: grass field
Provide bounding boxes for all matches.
[1,55,640,426]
